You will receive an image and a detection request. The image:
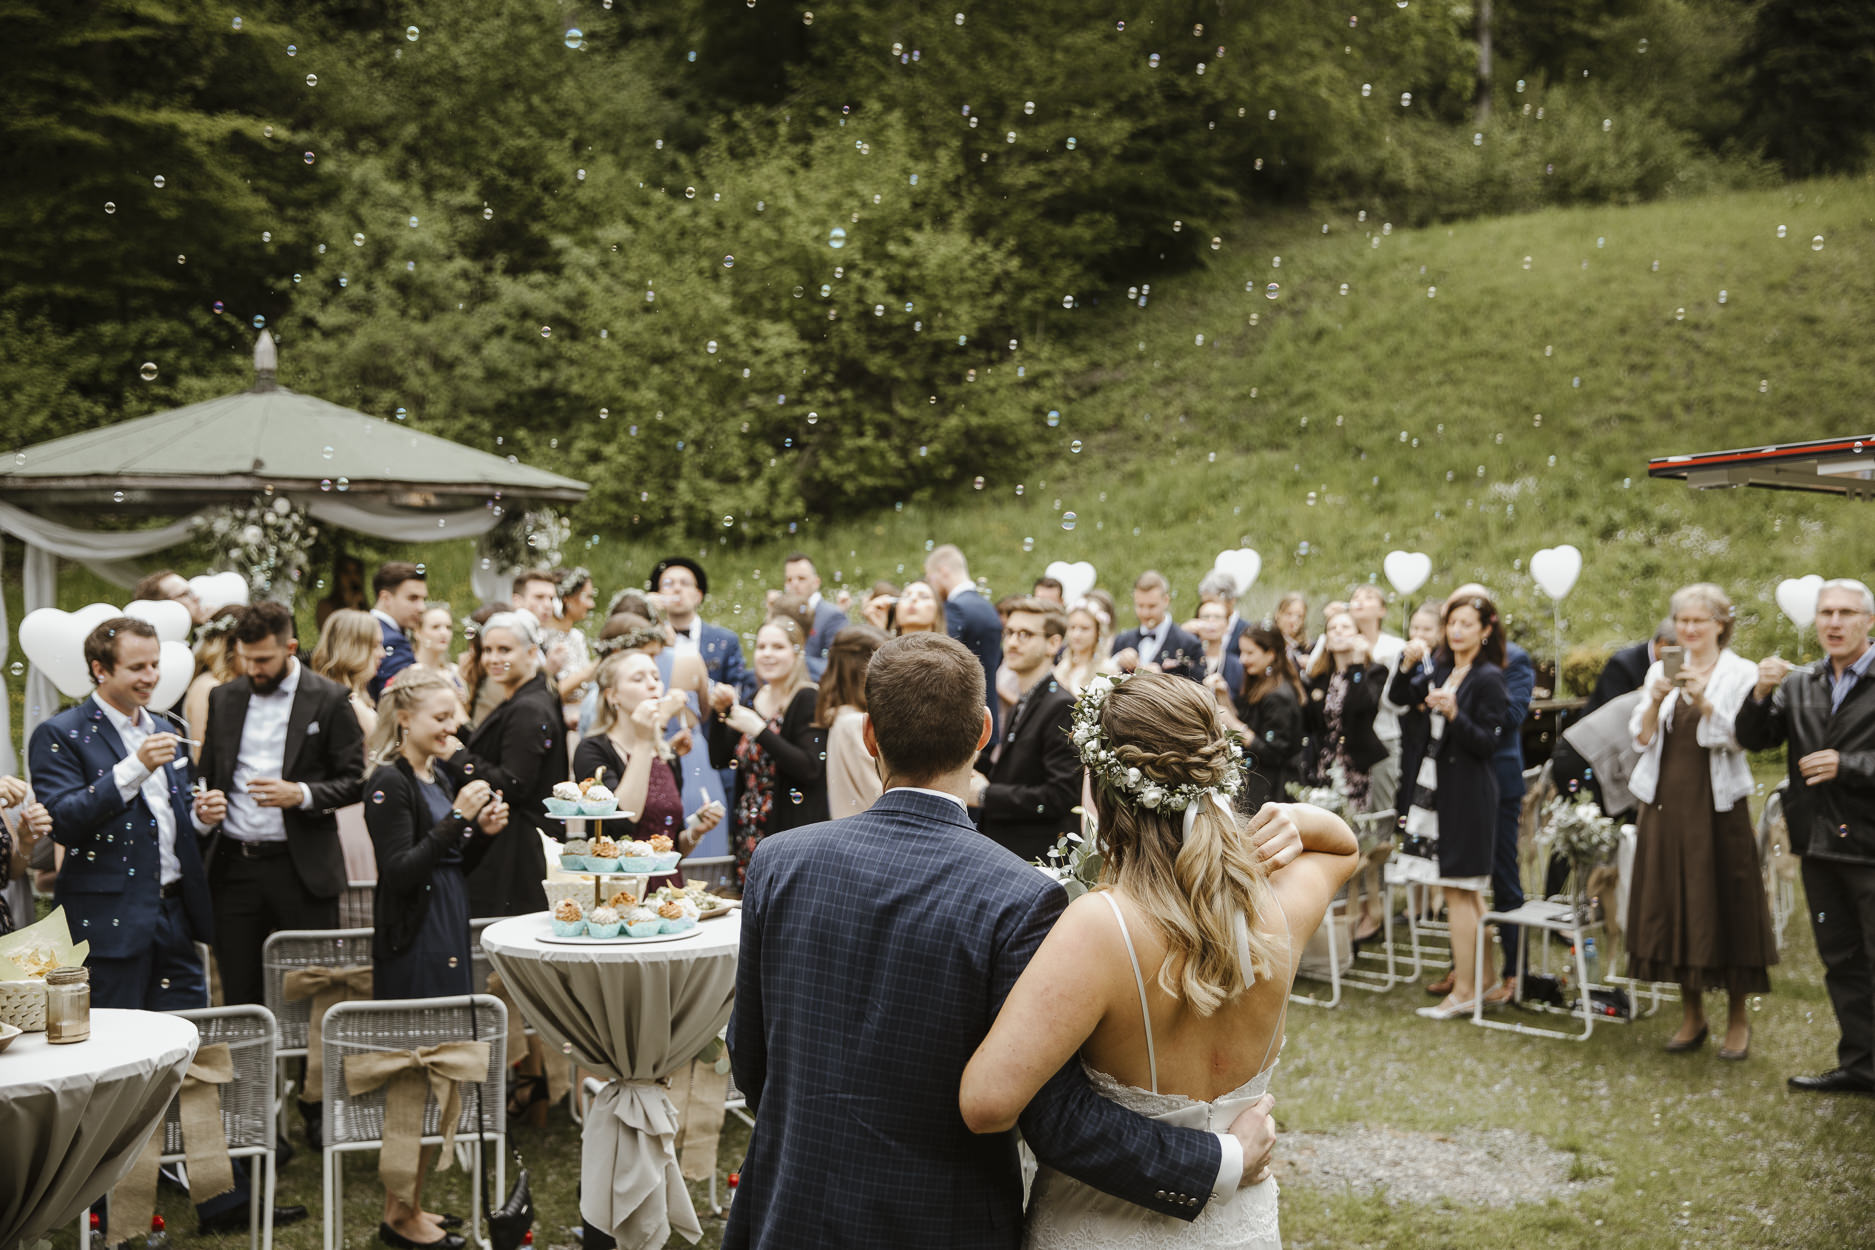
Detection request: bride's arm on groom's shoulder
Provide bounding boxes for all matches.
[1255,803,1360,952]
[960,890,1126,1135]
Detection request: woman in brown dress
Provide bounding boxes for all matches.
[1626,583,1777,1060]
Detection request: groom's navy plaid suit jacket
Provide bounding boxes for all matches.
[725,788,1222,1248]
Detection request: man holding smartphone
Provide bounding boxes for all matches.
[1737,578,1875,1095]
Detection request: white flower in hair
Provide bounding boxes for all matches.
[1067,670,1245,815]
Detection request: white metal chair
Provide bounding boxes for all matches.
[320,995,508,1250]
[78,1005,279,1250]
[262,927,375,1136]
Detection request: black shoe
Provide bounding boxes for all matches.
[435,1214,464,1230]
[275,1133,297,1170]
[198,1204,308,1235]
[1664,1025,1708,1054]
[299,1098,323,1151]
[378,1222,466,1250]
[1787,1068,1875,1094]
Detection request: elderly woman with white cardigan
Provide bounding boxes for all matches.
[1625,583,1777,1062]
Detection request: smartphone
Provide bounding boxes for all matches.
[1661,646,1684,681]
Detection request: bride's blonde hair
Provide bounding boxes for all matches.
[1089,672,1284,1016]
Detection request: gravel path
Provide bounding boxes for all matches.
[1277,1126,1610,1206]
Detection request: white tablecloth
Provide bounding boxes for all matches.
[482,913,739,1250]
[0,1009,199,1249]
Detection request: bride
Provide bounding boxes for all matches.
[962,671,1358,1247]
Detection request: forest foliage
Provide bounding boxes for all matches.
[2,0,1869,542]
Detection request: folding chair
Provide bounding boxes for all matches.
[320,995,508,1250]
[262,927,375,1137]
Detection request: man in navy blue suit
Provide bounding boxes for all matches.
[783,552,848,681]
[924,543,1005,732]
[1111,570,1205,682]
[366,560,427,700]
[727,633,1276,1248]
[653,556,754,803]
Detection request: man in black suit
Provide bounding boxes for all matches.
[784,552,849,680]
[925,543,1005,731]
[367,561,427,700]
[1112,570,1204,682]
[969,599,1079,862]
[199,602,366,1007]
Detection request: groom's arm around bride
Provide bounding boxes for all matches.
[724,635,1275,1250]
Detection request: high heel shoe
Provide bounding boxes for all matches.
[1718,1028,1750,1061]
[378,1223,465,1250]
[1664,1025,1709,1053]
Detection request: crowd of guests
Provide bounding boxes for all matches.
[3,551,1874,1243]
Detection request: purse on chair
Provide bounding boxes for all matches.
[472,1083,534,1250]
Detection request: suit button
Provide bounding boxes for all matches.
[1155,1190,1166,1200]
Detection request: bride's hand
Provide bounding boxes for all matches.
[1227,1093,1277,1186]
[1246,804,1302,872]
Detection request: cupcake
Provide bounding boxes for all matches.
[618,838,658,871]
[656,896,699,934]
[580,783,618,817]
[624,906,663,938]
[586,835,621,873]
[551,898,586,936]
[607,886,641,910]
[546,780,584,817]
[646,833,681,871]
[559,836,592,873]
[586,905,622,939]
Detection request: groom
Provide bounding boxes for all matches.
[727,634,1277,1248]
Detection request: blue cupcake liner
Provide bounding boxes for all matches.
[617,855,659,874]
[653,852,682,872]
[586,922,623,939]
[544,798,581,816]
[625,921,663,938]
[584,857,622,873]
[579,802,619,818]
[550,918,586,937]
[659,917,698,934]
[558,854,588,873]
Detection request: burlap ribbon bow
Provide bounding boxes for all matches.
[343,1041,492,1206]
[283,963,372,1103]
[113,1043,237,1237]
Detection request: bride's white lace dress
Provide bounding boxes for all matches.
[1024,895,1283,1249]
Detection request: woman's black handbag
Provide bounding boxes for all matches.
[473,1084,534,1250]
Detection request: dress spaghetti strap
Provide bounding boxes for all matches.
[1252,893,1293,1076]
[1098,892,1158,1095]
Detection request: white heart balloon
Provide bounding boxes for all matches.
[1775,575,1825,630]
[1044,560,1097,606]
[1383,550,1432,596]
[19,609,97,698]
[125,598,194,644]
[151,640,196,711]
[1211,548,1262,596]
[189,571,250,612]
[1530,545,1583,600]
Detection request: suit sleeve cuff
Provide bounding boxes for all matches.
[190,810,214,836]
[112,755,151,803]
[1211,1131,1243,1205]
[297,783,313,810]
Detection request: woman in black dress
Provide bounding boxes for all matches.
[1302,611,1389,803]
[363,668,509,1249]
[451,611,568,918]
[1391,594,1509,1019]
[1208,622,1307,808]
[707,615,828,885]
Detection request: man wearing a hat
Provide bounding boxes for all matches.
[650,556,754,699]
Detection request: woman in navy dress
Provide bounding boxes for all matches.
[363,668,509,1250]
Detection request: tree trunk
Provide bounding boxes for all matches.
[1476,0,1494,125]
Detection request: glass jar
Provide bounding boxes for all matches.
[44,966,90,1044]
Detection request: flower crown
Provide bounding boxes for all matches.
[557,566,592,599]
[198,612,240,638]
[1069,673,1246,813]
[594,624,667,656]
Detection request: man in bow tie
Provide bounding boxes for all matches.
[1111,570,1204,682]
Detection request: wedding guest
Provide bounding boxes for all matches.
[1627,583,1775,1059]
[309,608,384,884]
[1549,617,1676,815]
[31,618,220,1008]
[925,543,1005,728]
[1209,623,1307,811]
[1112,570,1203,681]
[451,611,566,917]
[968,599,1078,862]
[198,601,366,1005]
[650,555,754,699]
[859,579,902,631]
[1345,586,1409,814]
[1737,579,1875,1093]
[891,580,945,635]
[572,651,723,871]
[412,603,469,703]
[132,568,211,627]
[314,555,367,631]
[1054,601,1119,699]
[363,668,509,1250]
[543,567,600,714]
[1393,603,1443,824]
[709,615,828,885]
[0,777,51,935]
[1306,610,1389,939]
[1193,599,1232,682]
[367,561,427,700]
[459,604,505,725]
[818,625,888,817]
[511,568,558,623]
[1274,591,1310,674]
[1031,576,1065,606]
[1393,594,1509,1019]
[784,553,849,679]
[183,606,244,759]
[1197,571,1250,654]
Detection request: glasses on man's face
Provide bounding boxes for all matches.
[1673,616,1714,629]
[1817,608,1871,623]
[1003,628,1041,643]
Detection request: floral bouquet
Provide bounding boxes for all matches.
[1040,813,1103,902]
[198,495,316,604]
[1542,793,1620,921]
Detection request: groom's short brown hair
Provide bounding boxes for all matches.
[865,633,985,784]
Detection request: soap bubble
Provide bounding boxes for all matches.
[1811,235,1825,251]
[1046,409,1061,427]
[1264,283,1280,300]
[540,326,551,338]
[104,201,116,214]
[1070,440,1083,453]
[564,27,584,49]
[252,315,266,329]
[305,73,317,86]
[1061,512,1078,531]
[352,232,365,246]
[406,26,419,41]
[1399,92,1412,107]
[212,300,224,314]
[152,175,166,188]
[828,226,847,248]
[303,151,315,164]
[139,362,158,382]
